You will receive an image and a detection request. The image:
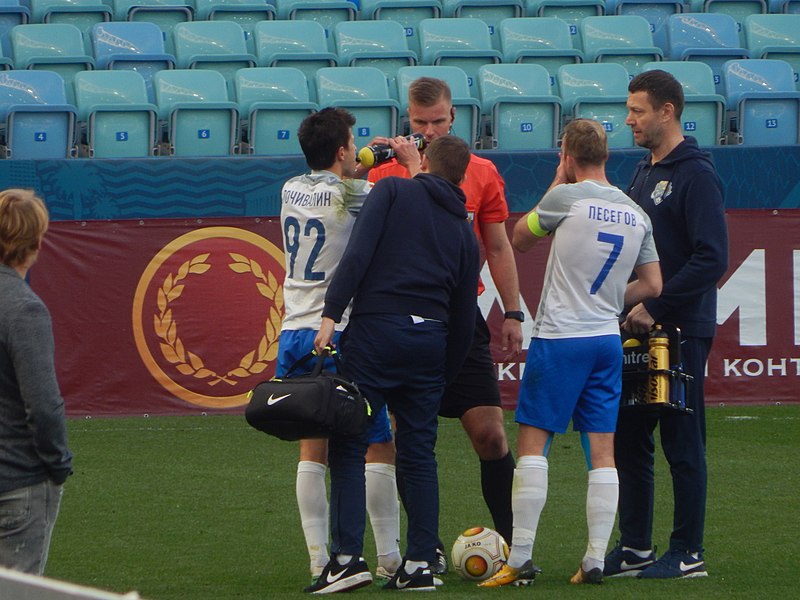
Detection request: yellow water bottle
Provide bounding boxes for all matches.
[356,133,426,168]
[647,325,670,404]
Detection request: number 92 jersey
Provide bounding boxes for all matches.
[280,171,372,331]
[532,180,658,339]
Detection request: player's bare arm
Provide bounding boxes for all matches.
[625,261,662,308]
[482,221,523,357]
[622,302,656,334]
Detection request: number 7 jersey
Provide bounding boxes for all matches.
[280,171,373,331]
[531,180,658,339]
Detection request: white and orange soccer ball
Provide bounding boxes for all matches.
[451,526,509,581]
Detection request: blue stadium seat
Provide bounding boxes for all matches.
[396,64,481,146]
[235,66,317,155]
[74,69,157,157]
[91,22,176,104]
[478,62,561,149]
[274,0,357,52]
[642,60,726,144]
[499,17,583,95]
[358,0,441,57]
[745,13,800,90]
[687,0,766,46]
[580,15,663,76]
[440,0,524,50]
[418,17,502,98]
[112,0,194,55]
[666,13,749,94]
[606,0,683,53]
[194,0,275,54]
[153,68,239,156]
[0,69,76,158]
[523,0,605,51]
[557,62,634,147]
[722,58,800,144]
[10,23,94,104]
[315,65,400,142]
[172,21,256,95]
[334,20,416,100]
[30,0,111,54]
[0,0,28,59]
[254,19,337,103]
[768,0,800,11]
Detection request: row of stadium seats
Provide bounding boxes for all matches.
[2,13,799,109]
[1,59,796,161]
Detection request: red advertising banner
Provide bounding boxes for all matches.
[31,211,799,416]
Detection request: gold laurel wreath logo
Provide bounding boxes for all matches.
[153,252,283,387]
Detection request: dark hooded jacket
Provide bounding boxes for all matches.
[627,136,729,338]
[323,172,479,379]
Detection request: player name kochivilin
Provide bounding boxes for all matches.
[282,190,332,207]
[587,205,637,226]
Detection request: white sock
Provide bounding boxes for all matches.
[584,467,619,572]
[365,462,402,572]
[296,461,329,572]
[507,455,549,569]
[404,560,427,574]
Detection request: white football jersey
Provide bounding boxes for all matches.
[280,171,372,331]
[532,180,658,339]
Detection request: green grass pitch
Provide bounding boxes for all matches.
[47,404,799,599]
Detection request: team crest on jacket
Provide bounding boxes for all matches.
[651,181,672,205]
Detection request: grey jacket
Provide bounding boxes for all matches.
[0,264,72,493]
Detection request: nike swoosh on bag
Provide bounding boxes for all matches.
[267,393,291,405]
[679,561,703,572]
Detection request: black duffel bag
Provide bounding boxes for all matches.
[245,349,370,441]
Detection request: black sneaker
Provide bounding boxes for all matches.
[304,556,373,594]
[638,549,708,579]
[604,540,656,577]
[383,562,442,591]
[430,542,448,576]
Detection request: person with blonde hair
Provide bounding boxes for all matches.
[0,189,72,575]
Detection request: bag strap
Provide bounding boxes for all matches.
[284,346,343,378]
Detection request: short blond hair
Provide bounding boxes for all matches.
[562,119,608,168]
[0,189,49,267]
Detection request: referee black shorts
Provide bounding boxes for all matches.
[439,310,502,419]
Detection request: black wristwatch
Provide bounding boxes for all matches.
[504,311,525,323]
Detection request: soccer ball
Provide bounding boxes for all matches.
[451,526,509,581]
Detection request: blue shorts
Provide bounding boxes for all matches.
[515,335,622,434]
[277,329,393,444]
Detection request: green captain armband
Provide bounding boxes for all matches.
[527,211,550,238]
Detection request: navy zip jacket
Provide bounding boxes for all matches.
[323,172,479,380]
[627,136,729,338]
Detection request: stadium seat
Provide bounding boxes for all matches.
[91,22,176,104]
[523,0,605,51]
[722,58,800,145]
[74,69,157,157]
[234,66,317,155]
[10,23,94,104]
[418,17,502,98]
[557,62,634,147]
[642,60,726,144]
[194,0,275,54]
[396,64,481,146]
[315,65,400,142]
[606,0,683,53]
[112,0,194,55]
[254,19,337,103]
[358,0,441,57]
[499,17,583,96]
[0,69,76,158]
[153,68,239,156]
[666,13,749,94]
[274,0,357,52]
[768,0,800,11]
[334,20,416,100]
[30,0,111,54]
[0,0,27,59]
[744,14,800,90]
[172,21,256,95]
[440,0,524,50]
[580,15,663,76]
[478,63,561,150]
[687,0,766,46]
